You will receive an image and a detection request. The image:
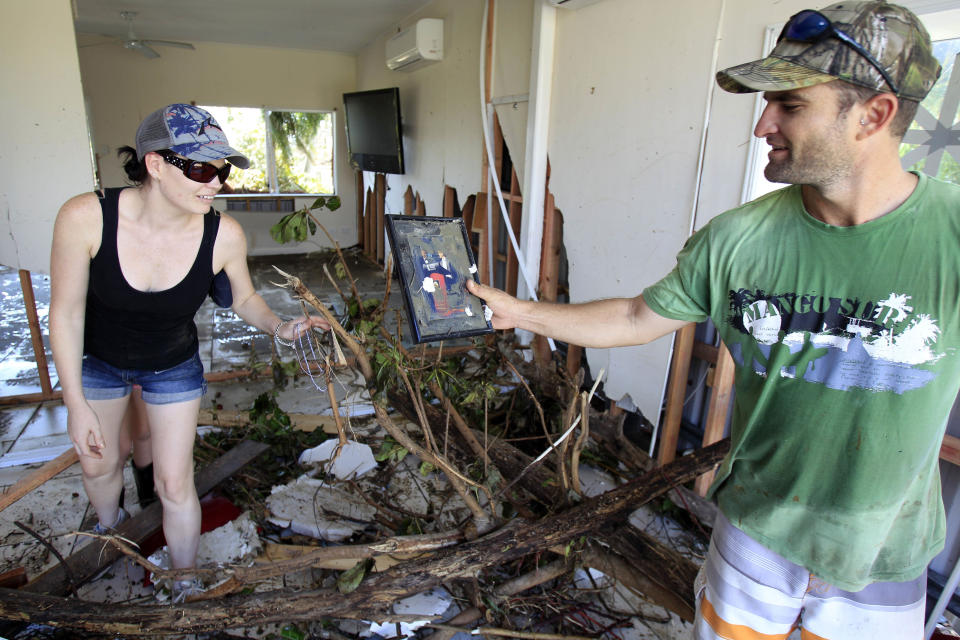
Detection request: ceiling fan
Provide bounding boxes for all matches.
[118,10,195,59]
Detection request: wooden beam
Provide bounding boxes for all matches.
[0,390,62,407]
[691,340,719,365]
[941,434,960,466]
[694,341,735,496]
[18,270,53,396]
[365,187,374,258]
[443,186,457,218]
[356,171,364,250]
[22,440,269,596]
[0,448,78,513]
[374,174,386,264]
[658,323,696,466]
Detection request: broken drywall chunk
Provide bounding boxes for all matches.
[265,475,376,542]
[366,586,454,638]
[299,439,377,479]
[578,464,617,497]
[148,511,262,602]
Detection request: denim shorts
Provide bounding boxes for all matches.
[81,352,207,405]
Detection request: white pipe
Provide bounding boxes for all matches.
[926,558,960,639]
[518,0,556,304]
[479,0,555,351]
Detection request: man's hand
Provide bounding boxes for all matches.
[466,280,520,330]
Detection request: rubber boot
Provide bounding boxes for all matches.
[132,460,157,507]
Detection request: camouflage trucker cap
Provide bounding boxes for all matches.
[716,1,941,101]
[135,103,250,169]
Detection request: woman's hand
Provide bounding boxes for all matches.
[67,401,106,459]
[277,315,331,342]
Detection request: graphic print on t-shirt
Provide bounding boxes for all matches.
[727,288,941,394]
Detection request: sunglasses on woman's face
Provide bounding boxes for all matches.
[778,10,899,96]
[157,151,232,184]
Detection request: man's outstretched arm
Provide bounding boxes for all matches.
[466,280,690,349]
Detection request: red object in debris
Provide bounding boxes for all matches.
[138,492,242,559]
[199,492,243,533]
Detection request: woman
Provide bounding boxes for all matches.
[49,103,327,602]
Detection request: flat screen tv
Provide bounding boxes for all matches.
[342,87,405,174]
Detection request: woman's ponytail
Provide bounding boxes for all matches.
[118,145,149,184]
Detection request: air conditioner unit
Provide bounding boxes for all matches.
[386,18,443,71]
[547,0,605,8]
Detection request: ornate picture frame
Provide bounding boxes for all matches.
[384,215,494,343]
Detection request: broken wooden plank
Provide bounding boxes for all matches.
[695,340,735,496]
[22,439,268,596]
[0,447,78,512]
[659,323,696,466]
[261,542,410,572]
[0,567,26,589]
[942,434,960,466]
[197,408,340,434]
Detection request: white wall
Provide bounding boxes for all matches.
[0,1,95,274]
[546,0,723,420]
[354,0,486,219]
[491,1,535,182]
[76,40,358,255]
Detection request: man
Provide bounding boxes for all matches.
[468,2,950,637]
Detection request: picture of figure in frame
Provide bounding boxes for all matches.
[385,215,493,343]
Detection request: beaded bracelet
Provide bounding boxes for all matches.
[274,320,295,348]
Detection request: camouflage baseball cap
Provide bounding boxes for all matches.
[135,103,249,169]
[717,1,941,101]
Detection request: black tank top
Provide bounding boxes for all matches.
[84,187,220,370]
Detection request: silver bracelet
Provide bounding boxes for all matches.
[274,320,294,347]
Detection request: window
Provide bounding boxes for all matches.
[201,106,335,196]
[899,11,960,184]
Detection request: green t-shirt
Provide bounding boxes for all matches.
[644,173,960,590]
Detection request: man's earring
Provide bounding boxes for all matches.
[860,118,867,126]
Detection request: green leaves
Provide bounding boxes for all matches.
[375,437,409,463]
[269,196,342,245]
[337,558,374,594]
[310,195,341,212]
[270,210,311,244]
[279,625,306,640]
[249,392,292,434]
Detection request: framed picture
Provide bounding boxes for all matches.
[385,215,494,343]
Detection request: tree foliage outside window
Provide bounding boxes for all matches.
[202,105,335,195]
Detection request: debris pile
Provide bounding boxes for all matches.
[0,240,727,639]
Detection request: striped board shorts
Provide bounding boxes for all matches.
[693,511,926,640]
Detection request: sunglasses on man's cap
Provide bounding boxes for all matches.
[778,9,899,95]
[157,150,232,184]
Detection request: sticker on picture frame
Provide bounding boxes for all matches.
[385,215,494,343]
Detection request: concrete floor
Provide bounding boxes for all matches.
[0,249,390,584]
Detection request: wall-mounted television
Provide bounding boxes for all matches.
[342,87,405,175]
